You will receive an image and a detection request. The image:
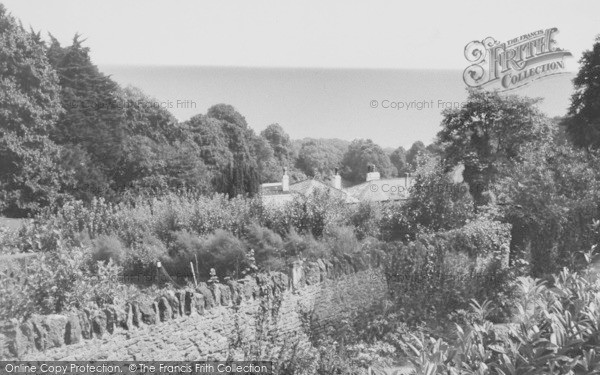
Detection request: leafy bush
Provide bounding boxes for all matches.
[379,202,418,242]
[324,225,361,258]
[350,202,382,240]
[0,245,129,320]
[163,229,249,281]
[91,234,126,265]
[494,144,600,276]
[283,228,329,260]
[404,156,476,233]
[123,235,168,278]
[263,190,348,238]
[243,223,285,272]
[409,267,600,374]
[384,218,512,321]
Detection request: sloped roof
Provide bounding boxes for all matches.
[289,179,359,203]
[344,177,414,202]
[260,182,287,196]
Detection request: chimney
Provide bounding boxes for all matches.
[333,168,341,190]
[366,165,380,182]
[282,167,289,192]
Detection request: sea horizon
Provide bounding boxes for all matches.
[101,65,577,149]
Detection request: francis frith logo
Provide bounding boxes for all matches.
[463,28,572,90]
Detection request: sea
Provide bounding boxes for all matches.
[100,65,576,149]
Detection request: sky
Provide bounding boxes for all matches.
[2,1,599,148]
[3,0,599,70]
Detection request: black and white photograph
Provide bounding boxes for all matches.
[1,1,600,373]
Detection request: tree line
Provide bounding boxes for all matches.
[0,4,435,217]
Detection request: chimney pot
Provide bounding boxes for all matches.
[366,165,380,182]
[282,168,289,192]
[333,169,341,189]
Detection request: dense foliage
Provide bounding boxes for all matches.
[2,4,600,373]
[0,5,66,216]
[410,266,600,374]
[437,90,552,204]
[563,36,600,150]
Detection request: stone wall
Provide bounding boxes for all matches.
[0,254,388,360]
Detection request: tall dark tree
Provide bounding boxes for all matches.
[0,5,68,215]
[260,123,295,166]
[563,36,600,150]
[120,86,183,143]
[295,139,347,177]
[252,136,280,183]
[207,103,248,129]
[46,35,125,197]
[341,139,396,182]
[185,114,234,170]
[437,89,552,204]
[390,146,408,176]
[494,141,600,275]
[406,141,427,171]
[185,104,260,197]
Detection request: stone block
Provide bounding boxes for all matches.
[31,314,68,350]
[240,276,258,300]
[164,291,180,318]
[91,311,106,338]
[65,313,82,345]
[0,319,34,358]
[138,301,157,325]
[186,291,205,315]
[79,309,93,339]
[197,283,215,309]
[227,280,242,306]
[175,290,186,316]
[304,262,320,285]
[218,284,231,306]
[157,297,172,322]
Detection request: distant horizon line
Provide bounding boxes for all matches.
[98,64,579,73]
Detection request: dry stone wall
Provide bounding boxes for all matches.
[0,254,388,360]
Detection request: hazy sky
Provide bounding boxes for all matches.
[3,0,599,70]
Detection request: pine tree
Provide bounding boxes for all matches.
[0,5,67,216]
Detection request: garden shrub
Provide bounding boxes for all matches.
[163,229,248,281]
[384,217,512,321]
[243,223,285,272]
[162,230,203,279]
[435,217,512,259]
[272,190,348,238]
[349,202,382,240]
[91,234,126,265]
[403,156,476,233]
[324,225,361,258]
[0,244,128,320]
[379,202,418,242]
[283,228,329,260]
[123,235,168,278]
[202,229,248,279]
[410,267,600,374]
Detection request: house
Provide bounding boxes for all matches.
[344,167,414,202]
[260,168,359,206]
[260,166,414,205]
